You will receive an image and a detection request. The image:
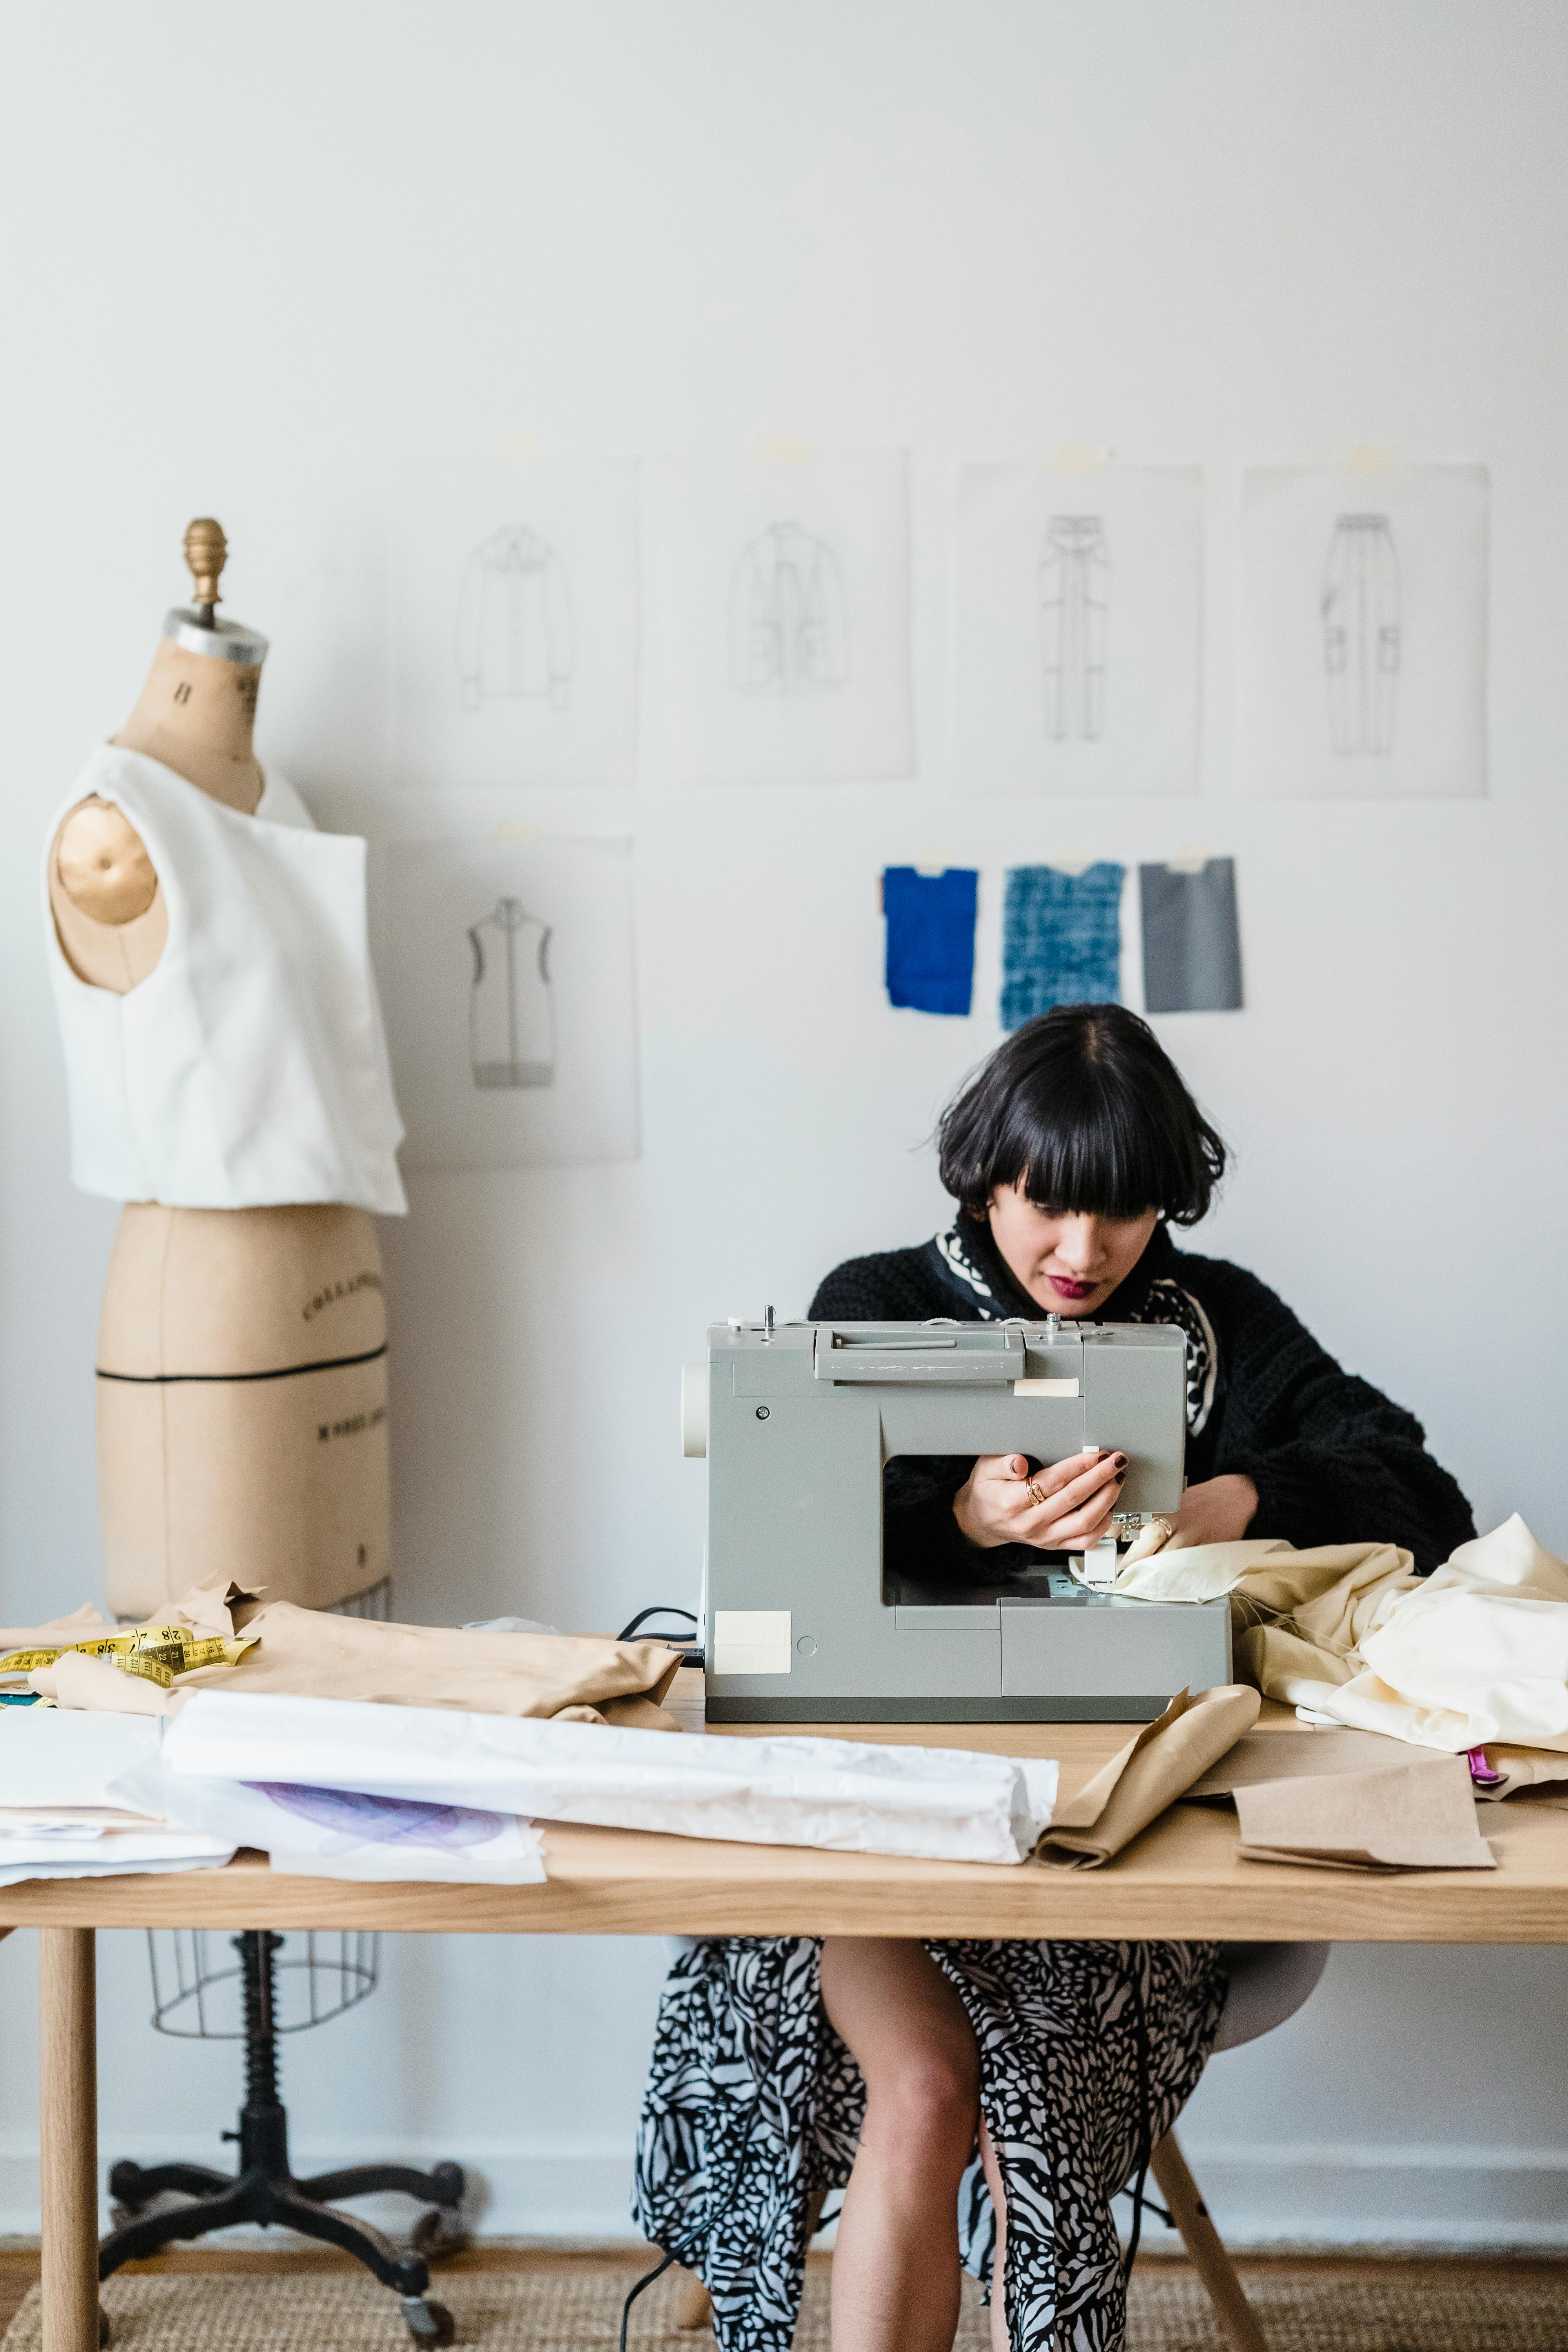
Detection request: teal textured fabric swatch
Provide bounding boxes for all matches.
[1000,863,1123,1030]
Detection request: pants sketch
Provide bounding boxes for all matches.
[730,523,847,693]
[1323,514,1399,755]
[1039,516,1110,741]
[457,526,574,712]
[468,899,555,1089]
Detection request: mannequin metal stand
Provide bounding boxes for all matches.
[100,1932,465,2344]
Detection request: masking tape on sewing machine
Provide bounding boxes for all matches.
[0,1627,258,1691]
[1013,1377,1080,1397]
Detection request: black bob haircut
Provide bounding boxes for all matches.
[936,1004,1226,1227]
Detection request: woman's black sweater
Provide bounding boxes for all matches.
[808,1219,1475,1581]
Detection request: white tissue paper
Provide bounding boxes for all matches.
[162,1693,1060,1865]
[158,1776,546,1885]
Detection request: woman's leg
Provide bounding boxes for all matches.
[818,1937,980,2352]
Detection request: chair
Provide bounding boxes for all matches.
[672,1941,1331,2347]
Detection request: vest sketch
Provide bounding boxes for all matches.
[1039,515,1110,742]
[1323,514,1400,755]
[729,522,848,693]
[468,899,555,1090]
[457,526,574,712]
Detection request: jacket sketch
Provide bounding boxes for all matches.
[468,898,554,1090]
[729,523,847,693]
[457,526,574,712]
[1039,514,1110,741]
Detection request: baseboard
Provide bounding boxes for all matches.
[1173,2141,1568,2248]
[4,2132,1568,2248]
[0,2135,635,2243]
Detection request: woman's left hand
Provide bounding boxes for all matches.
[1121,1473,1259,1563]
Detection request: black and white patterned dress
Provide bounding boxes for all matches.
[634,1933,1226,2352]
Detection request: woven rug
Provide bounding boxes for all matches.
[7,2265,1568,2350]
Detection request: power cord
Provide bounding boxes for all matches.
[616,1605,702,1666]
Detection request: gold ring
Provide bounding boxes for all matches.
[1146,1515,1176,1544]
[1025,1478,1047,1509]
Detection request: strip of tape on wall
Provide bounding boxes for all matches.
[713,1610,793,1675]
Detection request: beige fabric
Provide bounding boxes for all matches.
[1111,1515,1568,1759]
[1472,1746,1568,1802]
[1036,1683,1260,1868]
[1183,1724,1411,1797]
[4,1577,683,1731]
[29,1655,172,1714]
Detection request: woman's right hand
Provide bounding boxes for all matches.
[953,1448,1126,1553]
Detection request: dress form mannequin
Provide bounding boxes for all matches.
[49,522,393,1617]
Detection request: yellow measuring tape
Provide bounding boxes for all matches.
[0,1626,258,1691]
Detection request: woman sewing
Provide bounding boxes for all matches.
[637,1005,1474,2352]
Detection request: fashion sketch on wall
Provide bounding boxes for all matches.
[654,447,912,781]
[1040,515,1111,741]
[1238,465,1487,799]
[1322,514,1398,756]
[953,463,1201,796]
[390,455,639,788]
[730,524,847,695]
[457,527,574,714]
[374,838,638,1172]
[468,898,555,1089]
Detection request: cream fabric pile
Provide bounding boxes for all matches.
[1114,1513,1568,1753]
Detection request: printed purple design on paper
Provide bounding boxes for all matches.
[249,1782,505,1849]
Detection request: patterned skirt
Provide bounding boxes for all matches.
[633,1935,1225,2352]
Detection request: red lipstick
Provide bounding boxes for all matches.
[1048,1274,1097,1301]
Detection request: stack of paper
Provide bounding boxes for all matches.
[1232,1757,1496,1872]
[0,1711,234,1886]
[160,1691,1061,1866]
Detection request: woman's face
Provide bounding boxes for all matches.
[985,1183,1158,1317]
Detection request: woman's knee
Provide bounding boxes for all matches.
[867,2036,979,2139]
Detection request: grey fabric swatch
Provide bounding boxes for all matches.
[1139,859,1243,1013]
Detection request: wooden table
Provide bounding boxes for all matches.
[7,1688,1568,2352]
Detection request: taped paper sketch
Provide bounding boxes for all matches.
[468,900,555,1089]
[1323,515,1399,755]
[1040,516,1110,740]
[390,455,639,788]
[1238,466,1486,800]
[730,524,846,693]
[457,528,574,713]
[953,464,1200,797]
[376,838,638,1171]
[654,448,911,782]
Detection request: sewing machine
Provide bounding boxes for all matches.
[684,1314,1232,1723]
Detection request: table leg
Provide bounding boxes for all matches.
[39,1928,99,2352]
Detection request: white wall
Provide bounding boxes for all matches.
[3,0,1568,2245]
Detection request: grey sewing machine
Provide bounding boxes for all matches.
[684,1312,1231,1723]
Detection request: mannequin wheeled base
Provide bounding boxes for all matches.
[100,1933,466,2345]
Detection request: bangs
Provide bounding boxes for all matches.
[1007,1083,1185,1223]
[935,1004,1226,1227]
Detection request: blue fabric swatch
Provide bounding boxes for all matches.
[883,867,978,1016]
[1000,863,1124,1031]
